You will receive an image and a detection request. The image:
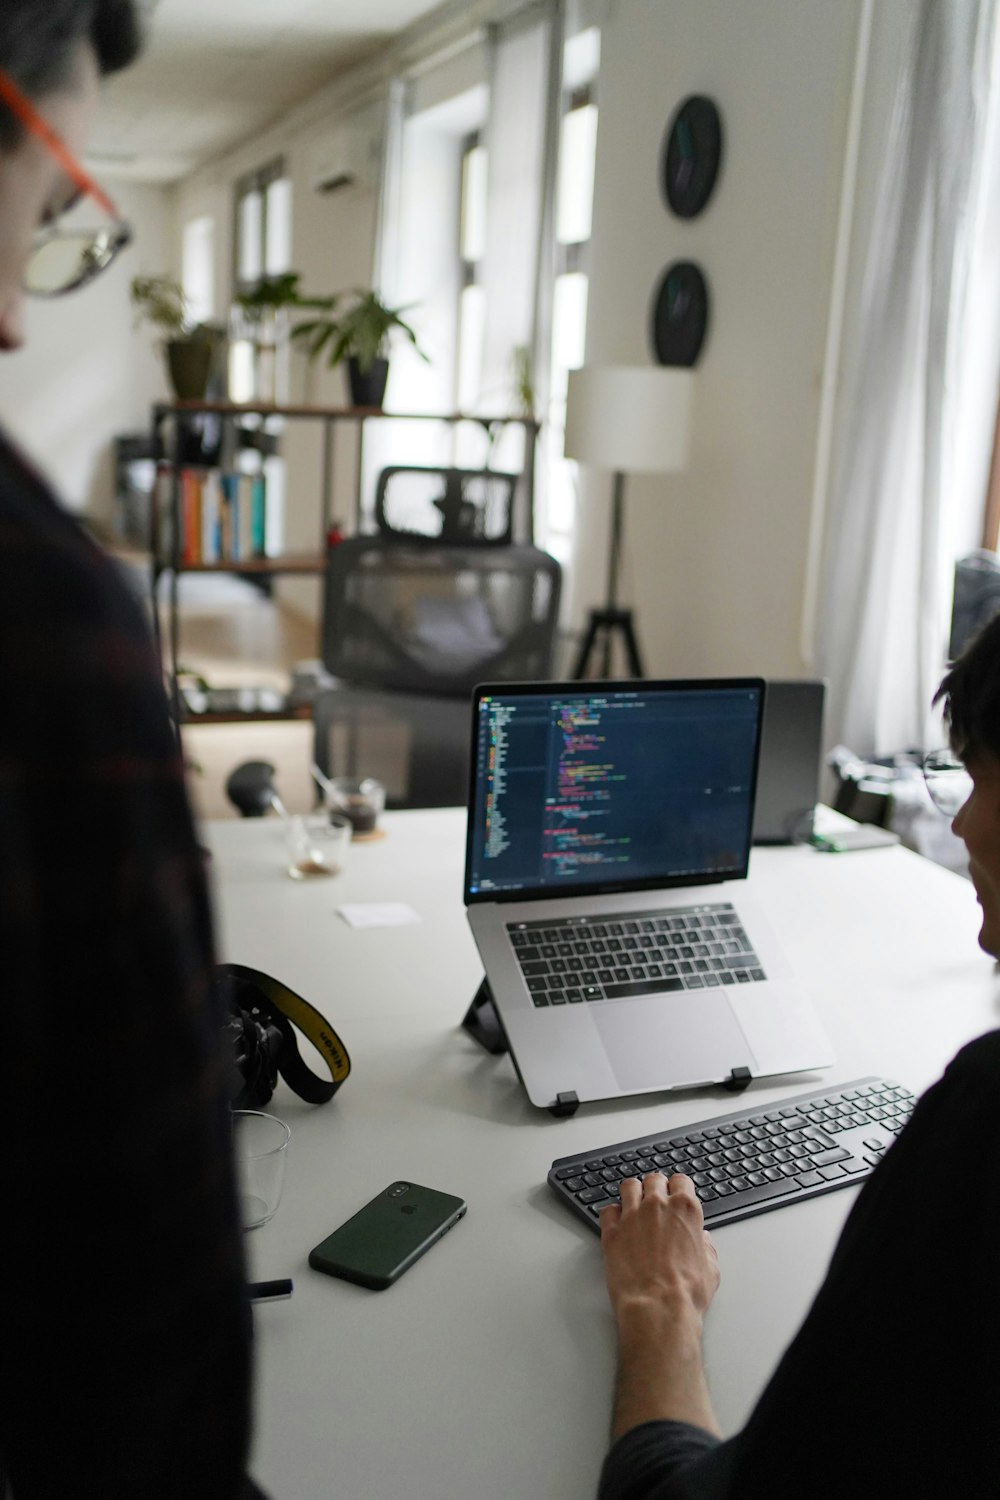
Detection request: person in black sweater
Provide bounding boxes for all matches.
[598,620,1000,1500]
[0,5,265,1495]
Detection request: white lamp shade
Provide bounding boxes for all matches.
[563,365,693,473]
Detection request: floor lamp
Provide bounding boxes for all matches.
[564,365,693,678]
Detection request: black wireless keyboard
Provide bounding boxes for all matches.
[548,1077,916,1232]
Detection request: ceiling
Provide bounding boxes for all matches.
[88,0,447,183]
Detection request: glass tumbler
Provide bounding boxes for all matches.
[232,1109,291,1229]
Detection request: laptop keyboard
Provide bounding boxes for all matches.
[548,1077,916,1231]
[506,902,765,1008]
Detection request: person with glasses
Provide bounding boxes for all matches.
[0,6,265,1497]
[597,626,1000,1499]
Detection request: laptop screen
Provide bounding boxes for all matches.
[465,679,764,903]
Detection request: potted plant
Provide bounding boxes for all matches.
[130,273,223,401]
[231,273,337,404]
[291,288,428,408]
[233,272,314,317]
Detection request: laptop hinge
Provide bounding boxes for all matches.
[550,1091,580,1119]
[460,977,509,1055]
[724,1065,753,1093]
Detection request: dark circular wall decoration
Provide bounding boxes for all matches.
[650,261,709,367]
[661,95,723,219]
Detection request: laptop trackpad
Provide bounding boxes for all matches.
[592,992,754,1093]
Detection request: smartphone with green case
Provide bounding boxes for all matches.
[308,1181,467,1290]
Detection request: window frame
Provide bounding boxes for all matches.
[232,156,288,296]
[455,129,487,416]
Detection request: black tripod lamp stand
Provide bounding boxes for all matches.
[564,366,693,679]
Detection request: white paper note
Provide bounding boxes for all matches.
[338,903,422,929]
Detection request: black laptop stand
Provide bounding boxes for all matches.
[461,980,508,1055]
[460,981,582,1117]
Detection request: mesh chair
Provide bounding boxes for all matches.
[314,484,561,807]
[374,465,517,545]
[321,536,561,698]
[312,687,471,809]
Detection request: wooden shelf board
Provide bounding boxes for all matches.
[180,705,314,726]
[157,555,324,575]
[154,401,539,429]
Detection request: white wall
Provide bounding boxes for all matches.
[0,180,174,522]
[576,0,862,679]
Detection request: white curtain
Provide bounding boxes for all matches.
[816,0,1000,756]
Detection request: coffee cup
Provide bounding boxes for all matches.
[324,776,386,836]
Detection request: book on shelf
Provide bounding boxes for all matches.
[153,462,284,565]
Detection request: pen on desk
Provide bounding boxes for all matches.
[248,1278,293,1301]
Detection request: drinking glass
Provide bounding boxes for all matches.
[232,1109,290,1229]
[286,811,351,878]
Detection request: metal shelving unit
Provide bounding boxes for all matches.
[150,401,539,726]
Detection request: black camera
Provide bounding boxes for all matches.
[214,964,351,1109]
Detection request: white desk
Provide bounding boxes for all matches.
[205,811,998,1500]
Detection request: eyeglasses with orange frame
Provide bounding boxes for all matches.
[0,66,132,296]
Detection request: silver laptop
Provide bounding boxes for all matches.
[464,679,833,1110]
[752,680,826,845]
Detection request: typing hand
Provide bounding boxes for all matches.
[600,1171,720,1326]
[600,1173,722,1438]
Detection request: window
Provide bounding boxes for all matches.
[542,28,601,564]
[373,16,600,554]
[231,159,293,403]
[365,68,490,511]
[233,158,292,292]
[181,214,215,326]
[456,136,488,407]
[456,133,488,458]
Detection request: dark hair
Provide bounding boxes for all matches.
[0,1,142,144]
[934,610,1000,761]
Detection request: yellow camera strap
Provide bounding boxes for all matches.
[218,963,351,1104]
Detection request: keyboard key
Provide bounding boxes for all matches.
[810,1146,851,1168]
[795,1170,824,1188]
[701,1177,802,1217]
[605,977,684,999]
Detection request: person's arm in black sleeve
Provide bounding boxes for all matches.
[0,479,257,1499]
[599,1419,736,1500]
[727,1029,1000,1500]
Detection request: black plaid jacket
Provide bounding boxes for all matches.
[0,431,265,1498]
